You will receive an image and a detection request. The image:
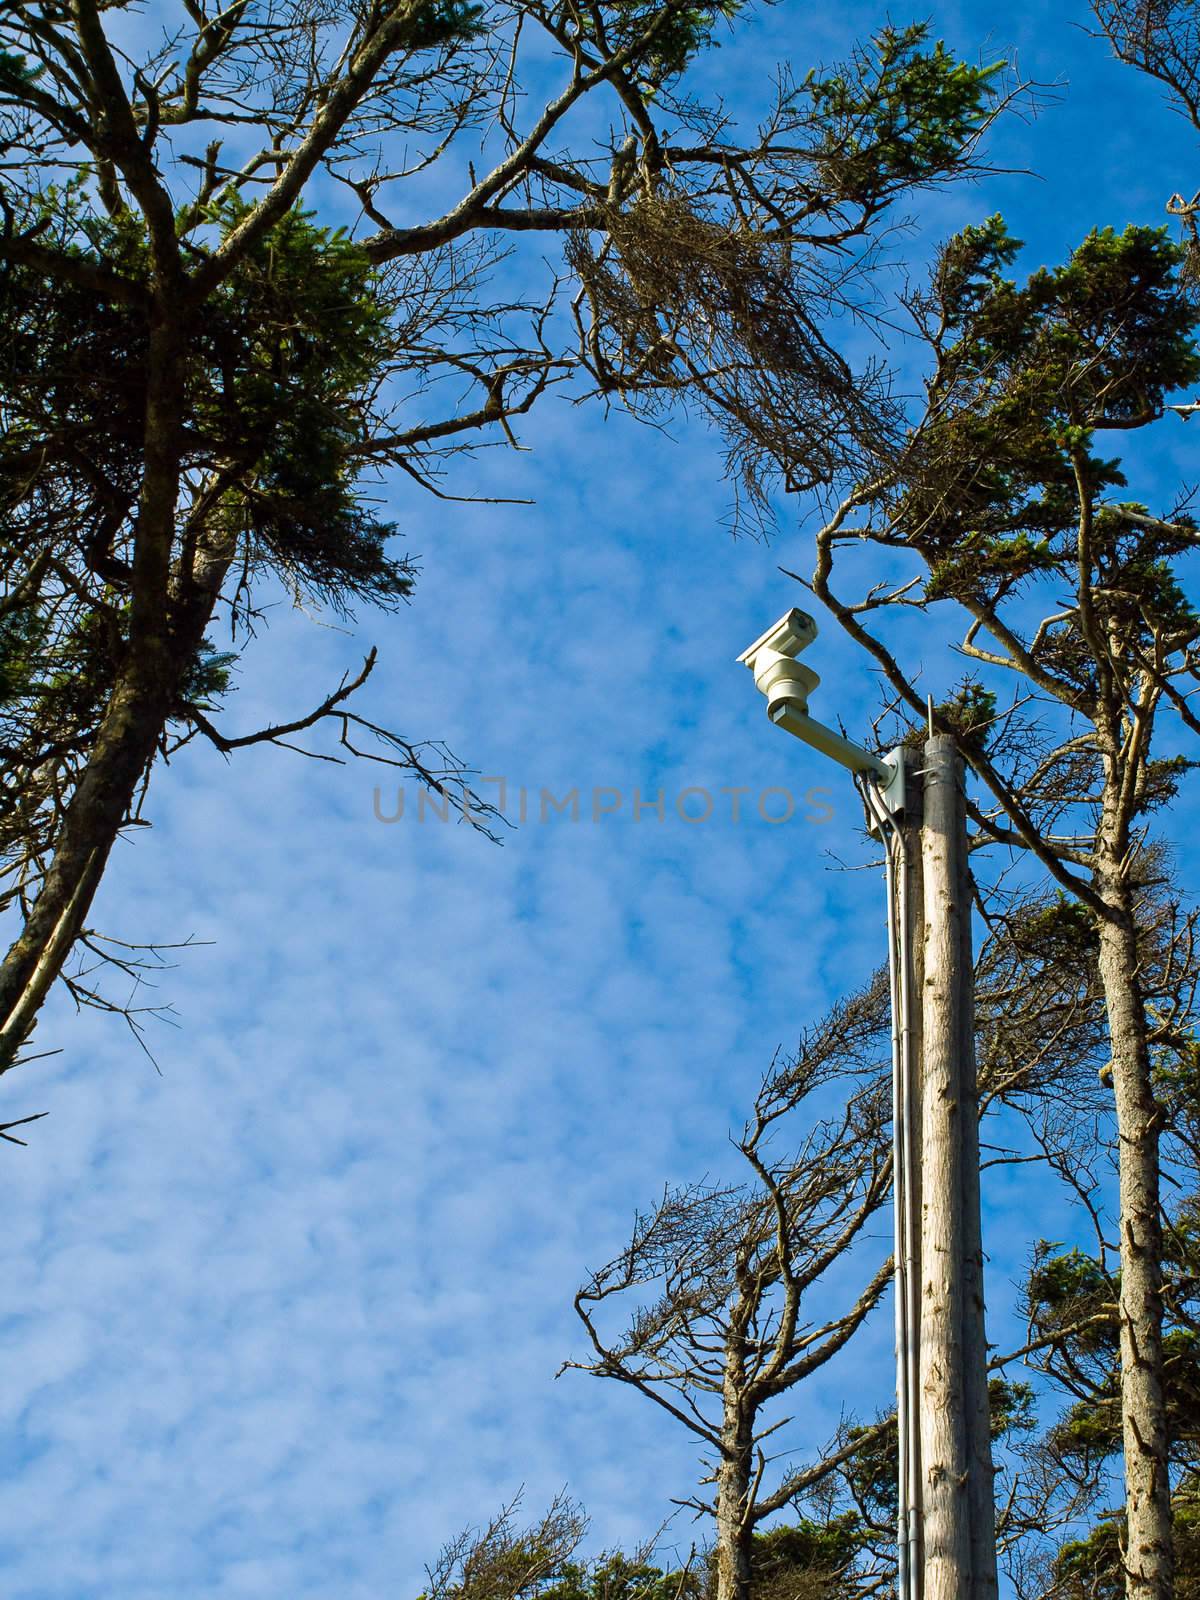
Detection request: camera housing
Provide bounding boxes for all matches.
[737,608,820,717]
[735,608,818,666]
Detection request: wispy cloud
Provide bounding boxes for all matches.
[2,2,1197,1596]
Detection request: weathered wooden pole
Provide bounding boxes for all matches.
[894,759,925,1600]
[917,734,997,1600]
[735,607,998,1598]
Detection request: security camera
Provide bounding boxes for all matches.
[737,608,820,717]
[738,605,898,788]
[736,608,818,666]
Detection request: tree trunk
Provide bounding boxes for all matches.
[917,736,997,1600]
[0,297,239,1060]
[0,663,176,1055]
[1095,846,1173,1600]
[715,1357,754,1600]
[0,300,237,1058]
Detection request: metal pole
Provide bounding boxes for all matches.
[864,761,924,1600]
[880,798,913,1600]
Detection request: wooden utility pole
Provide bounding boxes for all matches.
[890,752,925,1600]
[736,609,997,1597]
[916,734,997,1600]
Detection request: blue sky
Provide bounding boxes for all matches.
[3,2,1200,1596]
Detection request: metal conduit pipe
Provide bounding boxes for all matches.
[862,772,922,1600]
[863,778,910,1597]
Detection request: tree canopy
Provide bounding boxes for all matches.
[0,0,1009,1075]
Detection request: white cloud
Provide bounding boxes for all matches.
[5,1,1198,1595]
